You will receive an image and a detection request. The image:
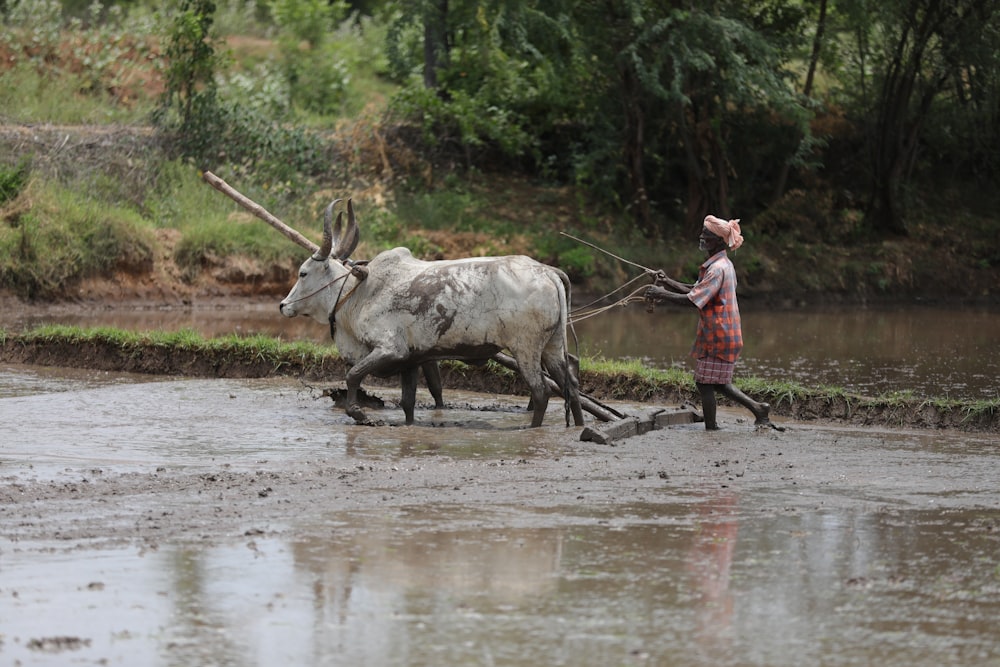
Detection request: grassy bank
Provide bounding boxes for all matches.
[3,325,997,432]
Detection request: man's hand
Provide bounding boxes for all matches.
[645,268,668,285]
[645,285,670,304]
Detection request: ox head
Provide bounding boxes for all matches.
[279,198,360,324]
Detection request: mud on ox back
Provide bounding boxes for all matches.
[279,199,585,428]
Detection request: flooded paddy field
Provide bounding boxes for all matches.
[2,365,999,666]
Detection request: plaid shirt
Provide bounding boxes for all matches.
[686,250,743,362]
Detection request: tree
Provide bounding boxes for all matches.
[383,0,582,169]
[572,1,810,235]
[160,0,223,127]
[841,0,1000,235]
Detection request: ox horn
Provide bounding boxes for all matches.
[315,198,341,259]
[333,198,360,261]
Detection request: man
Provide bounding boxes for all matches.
[645,215,774,431]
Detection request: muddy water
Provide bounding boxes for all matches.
[9,301,1000,399]
[577,303,1000,400]
[2,366,1000,666]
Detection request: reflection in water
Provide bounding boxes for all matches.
[165,548,249,667]
[3,503,1000,665]
[687,490,739,659]
[9,301,1000,398]
[290,514,564,665]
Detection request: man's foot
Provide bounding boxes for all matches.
[752,403,787,431]
[753,402,771,425]
[705,423,722,431]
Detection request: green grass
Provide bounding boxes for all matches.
[17,324,334,367]
[0,163,311,295]
[0,179,156,298]
[0,63,156,125]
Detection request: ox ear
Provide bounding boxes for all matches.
[333,198,360,261]
[316,198,342,259]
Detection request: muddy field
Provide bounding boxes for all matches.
[2,360,1000,666]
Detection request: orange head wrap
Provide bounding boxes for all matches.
[703,215,743,250]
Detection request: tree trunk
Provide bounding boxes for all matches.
[619,65,653,236]
[423,0,448,91]
[773,0,827,203]
[681,95,730,233]
[866,0,952,236]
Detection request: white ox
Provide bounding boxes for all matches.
[279,199,585,428]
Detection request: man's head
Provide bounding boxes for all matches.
[702,215,744,250]
[699,227,726,254]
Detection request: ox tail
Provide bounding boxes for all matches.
[552,267,580,360]
[551,267,580,426]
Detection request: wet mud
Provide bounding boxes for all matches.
[2,366,999,666]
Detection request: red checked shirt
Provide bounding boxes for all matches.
[686,250,743,362]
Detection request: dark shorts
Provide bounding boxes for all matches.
[694,356,735,384]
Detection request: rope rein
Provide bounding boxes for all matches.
[284,267,349,306]
[568,273,651,324]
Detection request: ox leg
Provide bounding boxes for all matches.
[345,347,410,425]
[518,357,551,428]
[344,365,373,424]
[400,367,419,425]
[543,352,585,427]
[422,361,445,409]
[344,373,368,423]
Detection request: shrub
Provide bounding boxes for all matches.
[0,158,31,206]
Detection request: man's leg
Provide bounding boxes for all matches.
[696,382,720,430]
[719,383,770,424]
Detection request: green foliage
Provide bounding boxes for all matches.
[171,213,296,281]
[267,0,354,115]
[160,0,225,126]
[393,188,482,231]
[164,91,331,180]
[154,0,331,181]
[553,246,595,282]
[1,0,66,65]
[388,85,534,165]
[1,0,998,297]
[384,1,580,169]
[269,0,347,47]
[142,160,300,279]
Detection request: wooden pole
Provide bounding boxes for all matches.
[202,171,319,254]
